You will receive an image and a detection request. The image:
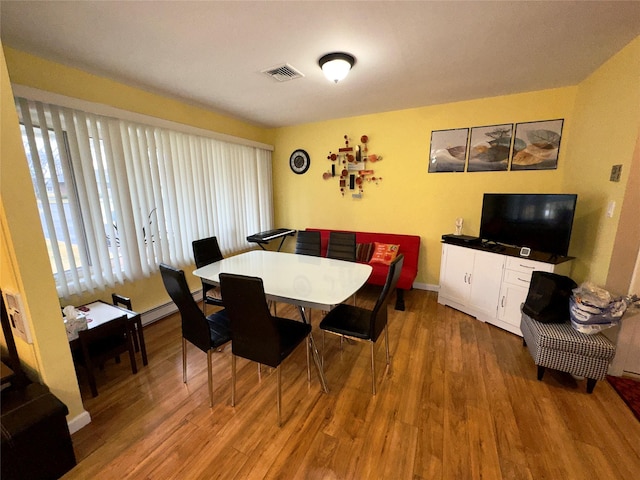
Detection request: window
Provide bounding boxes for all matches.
[16,97,273,299]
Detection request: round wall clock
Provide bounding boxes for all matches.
[289,149,310,174]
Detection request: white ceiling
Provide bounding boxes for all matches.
[2,1,639,128]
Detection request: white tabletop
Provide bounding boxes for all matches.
[193,250,372,310]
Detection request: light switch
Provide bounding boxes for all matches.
[2,290,32,343]
[607,200,616,218]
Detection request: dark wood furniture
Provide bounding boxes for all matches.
[69,300,148,367]
[1,290,76,479]
[74,314,137,397]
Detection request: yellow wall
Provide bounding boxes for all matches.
[1,45,84,418]
[562,36,640,285]
[273,88,577,285]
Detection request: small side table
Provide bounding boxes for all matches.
[71,301,148,366]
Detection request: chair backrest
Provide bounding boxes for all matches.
[159,263,211,353]
[370,254,404,341]
[192,236,224,268]
[219,273,282,367]
[295,231,321,257]
[77,314,130,364]
[112,293,132,310]
[327,231,356,262]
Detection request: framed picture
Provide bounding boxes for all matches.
[428,128,469,173]
[511,119,564,170]
[467,124,512,172]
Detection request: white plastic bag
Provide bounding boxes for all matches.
[62,305,87,341]
[570,282,638,334]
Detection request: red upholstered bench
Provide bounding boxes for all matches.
[306,229,420,311]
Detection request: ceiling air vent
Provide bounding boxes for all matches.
[261,63,304,82]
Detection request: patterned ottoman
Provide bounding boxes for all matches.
[520,311,616,393]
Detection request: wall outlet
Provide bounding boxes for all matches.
[607,200,616,218]
[2,290,32,344]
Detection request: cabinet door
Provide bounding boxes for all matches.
[498,282,528,333]
[440,244,474,305]
[469,250,505,319]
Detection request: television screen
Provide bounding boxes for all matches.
[479,193,577,256]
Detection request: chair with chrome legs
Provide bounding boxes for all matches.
[319,254,404,394]
[160,263,231,407]
[192,236,225,315]
[220,273,311,426]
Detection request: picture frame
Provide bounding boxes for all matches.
[428,128,469,173]
[467,124,512,172]
[511,119,564,170]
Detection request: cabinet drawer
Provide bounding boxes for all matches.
[503,269,533,287]
[505,256,553,274]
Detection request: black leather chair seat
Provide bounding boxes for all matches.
[207,310,231,347]
[319,304,372,340]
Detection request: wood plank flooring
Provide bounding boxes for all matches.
[64,287,640,479]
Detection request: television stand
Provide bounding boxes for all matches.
[438,241,574,337]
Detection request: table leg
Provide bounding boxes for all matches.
[135,318,148,366]
[297,306,329,393]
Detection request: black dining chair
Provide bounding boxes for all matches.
[319,254,404,395]
[74,314,137,397]
[192,236,225,315]
[295,230,321,257]
[219,273,311,426]
[160,263,231,408]
[327,231,357,262]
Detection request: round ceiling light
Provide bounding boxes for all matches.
[318,52,356,83]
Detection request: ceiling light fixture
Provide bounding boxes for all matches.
[319,52,356,83]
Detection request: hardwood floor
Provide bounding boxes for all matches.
[65,287,640,479]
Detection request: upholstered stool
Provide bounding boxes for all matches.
[520,311,616,393]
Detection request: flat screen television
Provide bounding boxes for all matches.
[479,193,577,257]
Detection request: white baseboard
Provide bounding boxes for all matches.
[67,409,91,434]
[412,282,439,292]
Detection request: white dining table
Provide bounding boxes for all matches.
[193,249,373,392]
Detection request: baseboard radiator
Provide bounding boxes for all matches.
[139,290,203,326]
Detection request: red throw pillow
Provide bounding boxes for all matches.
[356,243,374,263]
[369,242,399,265]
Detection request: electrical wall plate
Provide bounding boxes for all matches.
[2,290,33,343]
[520,247,531,257]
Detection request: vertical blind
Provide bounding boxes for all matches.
[16,96,273,299]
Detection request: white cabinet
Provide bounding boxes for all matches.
[438,243,573,337]
[438,244,505,322]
